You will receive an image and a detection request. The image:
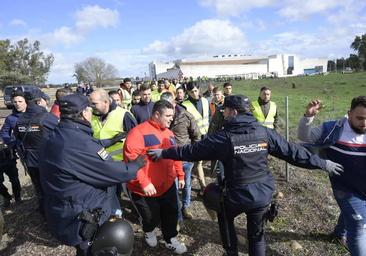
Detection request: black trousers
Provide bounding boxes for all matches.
[0,160,21,200]
[75,241,92,256]
[218,198,268,256]
[27,167,44,211]
[131,184,178,242]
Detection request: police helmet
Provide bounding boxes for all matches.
[91,218,134,256]
[203,182,222,212]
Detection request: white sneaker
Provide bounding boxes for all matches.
[164,237,187,254]
[144,230,157,247]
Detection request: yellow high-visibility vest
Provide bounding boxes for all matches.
[118,88,133,110]
[251,100,276,129]
[182,97,209,135]
[151,90,162,102]
[91,106,127,161]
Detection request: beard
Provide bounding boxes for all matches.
[92,110,103,116]
[349,122,366,134]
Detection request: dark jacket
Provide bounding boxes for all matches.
[170,104,201,146]
[131,101,154,124]
[163,114,327,208]
[208,103,225,134]
[0,108,22,147]
[39,119,140,246]
[14,103,58,167]
[186,96,211,121]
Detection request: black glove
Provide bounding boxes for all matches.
[129,155,147,169]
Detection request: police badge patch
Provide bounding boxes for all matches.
[97,148,109,160]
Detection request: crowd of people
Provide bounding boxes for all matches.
[0,77,365,256]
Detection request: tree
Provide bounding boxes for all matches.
[346,54,361,71]
[73,57,118,87]
[0,38,54,88]
[350,34,366,70]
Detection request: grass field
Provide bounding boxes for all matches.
[223,72,366,134]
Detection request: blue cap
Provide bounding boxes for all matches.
[41,92,50,101]
[25,88,43,101]
[223,95,250,112]
[59,94,89,115]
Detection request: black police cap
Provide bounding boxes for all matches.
[24,88,43,101]
[223,94,250,112]
[59,94,89,115]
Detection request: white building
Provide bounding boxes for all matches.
[149,54,328,80]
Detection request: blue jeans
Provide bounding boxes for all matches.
[182,161,194,209]
[333,212,347,238]
[176,161,194,221]
[333,188,366,256]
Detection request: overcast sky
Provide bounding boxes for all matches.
[0,0,365,83]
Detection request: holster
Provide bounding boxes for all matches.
[78,208,103,241]
[265,201,279,222]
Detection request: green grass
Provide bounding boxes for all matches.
[217,72,366,133]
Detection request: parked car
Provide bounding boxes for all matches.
[3,85,39,109]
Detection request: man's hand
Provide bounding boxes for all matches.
[143,183,157,196]
[304,99,324,117]
[147,149,163,161]
[129,155,147,170]
[324,160,344,176]
[178,180,185,189]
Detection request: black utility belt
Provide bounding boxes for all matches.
[228,172,268,185]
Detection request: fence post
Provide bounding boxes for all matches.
[285,96,290,182]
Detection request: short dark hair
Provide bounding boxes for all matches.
[351,96,366,110]
[132,89,140,97]
[186,81,199,91]
[260,86,271,92]
[152,100,174,115]
[55,88,71,101]
[123,78,131,83]
[176,87,185,93]
[140,83,151,92]
[108,90,119,97]
[11,90,25,100]
[223,82,232,88]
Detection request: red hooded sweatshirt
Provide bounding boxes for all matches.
[123,119,184,197]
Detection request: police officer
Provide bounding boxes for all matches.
[14,89,58,213]
[39,94,146,256]
[0,90,26,205]
[148,95,344,256]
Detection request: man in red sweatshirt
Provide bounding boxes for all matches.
[123,100,187,255]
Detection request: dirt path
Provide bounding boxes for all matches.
[0,99,349,256]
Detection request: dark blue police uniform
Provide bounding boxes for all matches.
[0,109,23,203]
[38,94,142,252]
[161,95,328,256]
[14,90,59,212]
